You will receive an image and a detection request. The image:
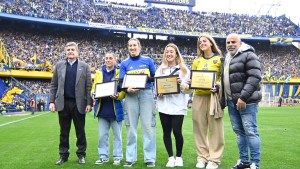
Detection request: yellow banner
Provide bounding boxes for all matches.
[0,70,53,79]
[1,87,23,104]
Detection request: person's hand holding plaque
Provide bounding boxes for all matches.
[110,92,120,99]
[210,82,220,93]
[157,93,163,97]
[126,87,140,94]
[177,77,182,85]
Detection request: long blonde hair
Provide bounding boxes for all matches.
[159,43,188,76]
[197,34,222,57]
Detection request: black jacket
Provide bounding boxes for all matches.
[221,43,262,108]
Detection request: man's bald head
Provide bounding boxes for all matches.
[226,34,242,56]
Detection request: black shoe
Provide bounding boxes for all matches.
[78,156,86,164]
[55,158,68,165]
[231,160,251,169]
[123,161,135,167]
[146,162,155,167]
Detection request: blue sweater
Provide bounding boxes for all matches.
[64,60,78,100]
[120,55,156,88]
[92,66,125,121]
[98,66,116,120]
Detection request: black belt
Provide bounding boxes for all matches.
[65,97,76,102]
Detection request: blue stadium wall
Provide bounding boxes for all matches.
[262,84,300,99]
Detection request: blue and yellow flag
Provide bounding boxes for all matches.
[43,60,53,72]
[32,54,42,64]
[0,49,3,63]
[12,57,27,67]
[1,87,23,104]
[32,54,44,68]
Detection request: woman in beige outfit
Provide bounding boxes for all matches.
[191,35,224,169]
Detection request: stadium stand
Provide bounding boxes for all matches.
[1,23,299,77]
[0,0,299,37]
[0,0,300,110]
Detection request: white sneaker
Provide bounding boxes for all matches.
[95,158,109,165]
[166,156,175,167]
[175,157,183,167]
[196,159,207,168]
[113,159,121,165]
[250,163,259,169]
[206,161,219,169]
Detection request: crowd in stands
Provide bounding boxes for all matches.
[0,0,299,37]
[17,79,51,94]
[1,26,300,81]
[0,26,198,71]
[94,0,148,8]
[259,46,300,80]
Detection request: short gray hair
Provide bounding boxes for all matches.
[65,42,78,51]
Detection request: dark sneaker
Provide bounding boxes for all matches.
[146,162,155,167]
[55,158,68,165]
[231,159,251,169]
[124,161,135,167]
[95,158,109,165]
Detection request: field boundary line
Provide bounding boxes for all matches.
[0,112,50,127]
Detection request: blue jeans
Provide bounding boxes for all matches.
[227,100,261,165]
[123,89,156,163]
[30,107,35,114]
[97,118,123,161]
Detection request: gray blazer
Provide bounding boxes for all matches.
[49,60,93,114]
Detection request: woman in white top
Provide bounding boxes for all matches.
[155,43,191,168]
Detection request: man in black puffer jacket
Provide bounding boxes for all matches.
[222,34,261,169]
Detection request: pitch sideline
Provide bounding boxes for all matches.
[0,112,50,127]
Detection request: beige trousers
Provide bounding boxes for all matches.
[192,95,224,164]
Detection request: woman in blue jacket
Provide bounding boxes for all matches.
[91,53,125,166]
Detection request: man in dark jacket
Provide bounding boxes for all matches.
[222,34,261,169]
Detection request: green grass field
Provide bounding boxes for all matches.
[0,106,299,169]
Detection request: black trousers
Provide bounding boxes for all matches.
[159,112,184,157]
[58,99,86,159]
